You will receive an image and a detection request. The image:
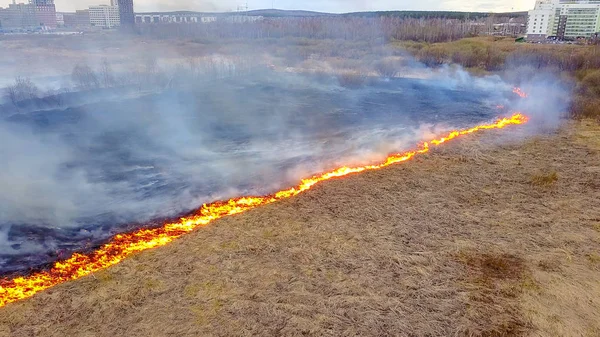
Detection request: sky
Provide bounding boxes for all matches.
[1,0,533,13]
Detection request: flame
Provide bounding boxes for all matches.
[513,87,528,98]
[0,113,529,308]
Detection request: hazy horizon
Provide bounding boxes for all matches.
[0,0,532,14]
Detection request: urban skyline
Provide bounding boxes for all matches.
[0,0,533,13]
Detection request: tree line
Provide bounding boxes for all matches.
[137,16,526,43]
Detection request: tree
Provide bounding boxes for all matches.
[99,58,116,88]
[5,77,39,107]
[72,64,100,90]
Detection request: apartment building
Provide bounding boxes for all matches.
[31,0,56,27]
[63,10,90,28]
[0,0,56,29]
[117,0,134,27]
[89,4,120,28]
[527,0,600,39]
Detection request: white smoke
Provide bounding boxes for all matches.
[0,36,570,272]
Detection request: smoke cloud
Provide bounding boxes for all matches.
[0,35,568,273]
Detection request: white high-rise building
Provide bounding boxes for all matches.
[89,4,120,28]
[527,0,600,39]
[527,0,556,39]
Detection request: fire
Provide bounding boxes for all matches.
[513,87,528,98]
[0,113,529,308]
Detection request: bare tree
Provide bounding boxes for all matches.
[144,56,159,75]
[5,77,39,107]
[72,64,100,90]
[99,58,116,88]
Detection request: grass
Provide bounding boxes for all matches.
[537,259,562,272]
[457,251,530,336]
[531,170,559,186]
[0,121,598,336]
[0,34,599,336]
[587,254,600,265]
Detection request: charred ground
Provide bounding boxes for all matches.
[0,120,598,336]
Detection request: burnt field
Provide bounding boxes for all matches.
[0,71,521,275]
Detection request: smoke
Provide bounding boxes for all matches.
[0,35,569,273]
[510,73,572,131]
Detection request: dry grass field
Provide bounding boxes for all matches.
[0,120,599,336]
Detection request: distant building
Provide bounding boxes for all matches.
[0,0,56,29]
[133,13,263,24]
[493,20,527,35]
[55,12,64,26]
[135,13,217,24]
[224,15,264,23]
[117,0,134,27]
[62,10,90,28]
[527,0,600,40]
[31,0,57,28]
[0,3,36,29]
[89,4,120,28]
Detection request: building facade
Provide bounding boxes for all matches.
[31,0,57,28]
[527,0,556,39]
[89,5,120,28]
[135,13,217,24]
[62,10,90,28]
[0,0,56,29]
[0,3,36,29]
[527,0,600,39]
[117,0,134,27]
[55,12,64,26]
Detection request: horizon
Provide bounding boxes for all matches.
[0,0,533,14]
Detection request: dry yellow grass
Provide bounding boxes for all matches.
[531,170,559,187]
[0,121,599,336]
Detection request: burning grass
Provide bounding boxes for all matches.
[0,120,598,336]
[394,37,600,120]
[0,114,528,308]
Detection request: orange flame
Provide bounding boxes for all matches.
[0,113,529,308]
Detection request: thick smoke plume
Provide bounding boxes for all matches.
[0,36,569,273]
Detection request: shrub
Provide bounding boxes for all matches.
[337,72,368,88]
[72,64,100,90]
[5,77,39,106]
[417,45,448,67]
[570,70,600,119]
[580,69,600,96]
[570,96,600,120]
[374,59,398,77]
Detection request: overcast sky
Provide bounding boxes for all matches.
[1,0,533,13]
